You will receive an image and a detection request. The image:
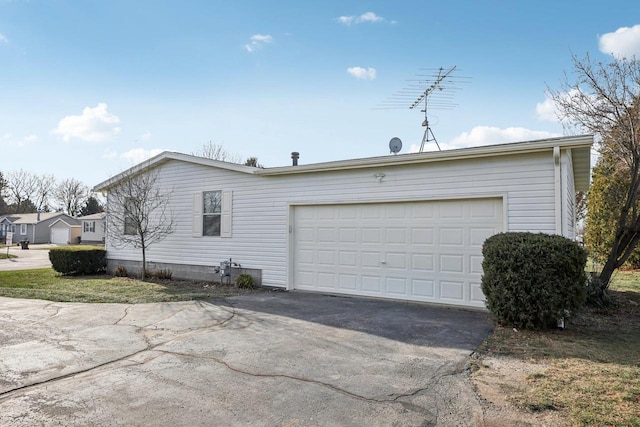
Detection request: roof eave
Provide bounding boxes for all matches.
[93,151,257,192]
[255,135,594,176]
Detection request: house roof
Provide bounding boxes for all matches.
[93,135,594,193]
[9,212,80,225]
[49,218,82,228]
[78,212,107,220]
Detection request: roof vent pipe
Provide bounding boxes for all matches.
[291,152,300,166]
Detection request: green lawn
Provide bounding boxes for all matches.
[475,271,640,426]
[0,268,257,303]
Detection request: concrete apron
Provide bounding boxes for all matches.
[0,292,493,426]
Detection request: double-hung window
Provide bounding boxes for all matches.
[84,221,95,233]
[124,199,136,235]
[193,190,232,238]
[20,224,27,235]
[203,191,222,236]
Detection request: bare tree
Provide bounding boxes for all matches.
[54,178,89,216]
[6,169,38,213]
[192,141,242,163]
[34,174,56,212]
[106,169,175,280]
[549,54,640,293]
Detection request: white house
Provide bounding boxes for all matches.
[94,135,592,309]
[78,212,106,244]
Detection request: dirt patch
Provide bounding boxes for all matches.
[472,355,568,426]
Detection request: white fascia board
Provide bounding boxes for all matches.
[93,151,257,192]
[256,135,594,176]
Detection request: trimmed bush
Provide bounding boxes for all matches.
[49,248,107,276]
[235,273,255,289]
[481,232,587,329]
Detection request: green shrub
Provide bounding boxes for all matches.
[114,265,128,277]
[481,232,587,329]
[235,273,254,289]
[49,248,107,276]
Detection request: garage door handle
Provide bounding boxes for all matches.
[381,261,386,264]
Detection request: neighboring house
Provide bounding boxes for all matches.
[0,216,17,242]
[78,212,106,244]
[49,218,82,245]
[94,135,592,309]
[9,212,80,244]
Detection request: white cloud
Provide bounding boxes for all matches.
[599,24,640,58]
[444,126,561,150]
[244,34,273,52]
[336,11,385,25]
[347,66,376,80]
[120,148,166,164]
[0,33,8,44]
[52,103,121,142]
[1,133,39,147]
[535,96,558,122]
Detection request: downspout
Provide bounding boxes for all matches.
[554,146,562,235]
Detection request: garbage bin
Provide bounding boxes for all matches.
[20,240,29,250]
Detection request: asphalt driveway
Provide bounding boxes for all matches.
[0,292,493,426]
[0,244,55,271]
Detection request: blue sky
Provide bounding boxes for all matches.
[1,1,640,187]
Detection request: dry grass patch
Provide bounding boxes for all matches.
[473,271,640,426]
[0,268,260,303]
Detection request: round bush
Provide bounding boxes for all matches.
[481,232,587,329]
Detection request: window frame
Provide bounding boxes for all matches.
[123,199,136,236]
[202,190,222,237]
[20,224,27,235]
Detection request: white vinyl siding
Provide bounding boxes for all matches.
[562,149,576,240]
[106,151,560,289]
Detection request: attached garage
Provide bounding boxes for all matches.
[293,198,503,308]
[95,135,593,310]
[49,219,81,245]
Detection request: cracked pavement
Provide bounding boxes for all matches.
[0,292,493,426]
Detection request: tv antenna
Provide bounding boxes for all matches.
[376,66,470,152]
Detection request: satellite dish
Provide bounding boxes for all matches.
[389,137,402,154]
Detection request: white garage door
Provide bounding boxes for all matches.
[293,198,503,308]
[51,228,69,245]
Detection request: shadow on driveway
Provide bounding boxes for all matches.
[218,291,493,351]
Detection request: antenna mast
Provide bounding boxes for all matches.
[410,66,455,151]
[376,66,469,152]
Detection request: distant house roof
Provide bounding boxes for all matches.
[11,212,79,225]
[77,212,107,220]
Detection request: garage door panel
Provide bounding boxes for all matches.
[411,228,434,245]
[361,251,381,268]
[338,251,357,267]
[385,228,407,244]
[385,252,406,269]
[412,254,434,271]
[385,277,407,295]
[412,279,435,297]
[440,228,464,246]
[441,281,465,300]
[362,228,381,244]
[294,198,502,308]
[440,255,464,273]
[362,276,382,293]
